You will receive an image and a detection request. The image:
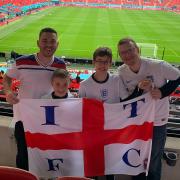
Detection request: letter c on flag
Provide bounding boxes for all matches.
[122,148,141,168]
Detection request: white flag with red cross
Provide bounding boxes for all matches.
[18,93,155,178]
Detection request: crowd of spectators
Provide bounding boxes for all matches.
[0,0,51,25]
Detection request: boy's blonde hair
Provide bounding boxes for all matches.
[51,69,70,82]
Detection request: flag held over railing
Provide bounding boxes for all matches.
[18,93,155,178]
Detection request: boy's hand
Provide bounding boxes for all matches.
[150,88,162,99]
[138,79,152,91]
[6,91,19,104]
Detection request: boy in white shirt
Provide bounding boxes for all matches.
[80,47,122,180]
[79,47,128,104]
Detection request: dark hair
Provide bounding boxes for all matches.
[51,69,69,82]
[93,47,112,61]
[117,37,138,48]
[39,27,57,39]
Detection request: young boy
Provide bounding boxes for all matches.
[79,47,128,104]
[41,69,74,180]
[42,69,73,99]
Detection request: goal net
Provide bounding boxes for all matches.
[137,43,158,58]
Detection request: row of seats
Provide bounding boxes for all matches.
[62,0,179,8]
[1,0,179,8]
[0,0,49,7]
[0,166,93,180]
[1,0,179,10]
[0,1,50,21]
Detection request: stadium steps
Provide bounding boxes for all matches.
[0,102,13,117]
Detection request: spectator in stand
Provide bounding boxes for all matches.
[117,37,180,180]
[11,51,22,59]
[76,72,81,83]
[3,27,66,171]
[0,70,5,79]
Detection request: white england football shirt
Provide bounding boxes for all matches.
[79,73,128,103]
[6,54,66,99]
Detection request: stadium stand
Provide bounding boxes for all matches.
[0,0,179,26]
[0,0,179,10]
[61,0,180,11]
[0,0,51,25]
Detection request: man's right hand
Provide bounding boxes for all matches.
[138,79,152,92]
[6,91,19,104]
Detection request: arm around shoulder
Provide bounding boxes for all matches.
[161,61,180,80]
[159,76,180,98]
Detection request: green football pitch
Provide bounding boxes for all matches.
[0,6,180,64]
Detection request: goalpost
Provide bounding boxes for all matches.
[137,43,158,59]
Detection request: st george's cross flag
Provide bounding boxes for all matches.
[17,93,155,178]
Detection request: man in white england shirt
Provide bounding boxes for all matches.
[117,37,180,180]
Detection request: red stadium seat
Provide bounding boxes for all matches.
[57,176,93,180]
[0,166,38,180]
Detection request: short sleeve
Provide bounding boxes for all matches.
[160,61,180,80]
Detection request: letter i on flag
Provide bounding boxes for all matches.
[18,93,155,178]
